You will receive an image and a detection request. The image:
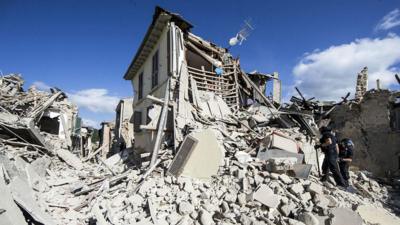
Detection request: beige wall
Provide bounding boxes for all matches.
[129,24,171,153]
[130,24,170,124]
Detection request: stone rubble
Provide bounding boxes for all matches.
[2,141,399,225]
[0,71,399,225]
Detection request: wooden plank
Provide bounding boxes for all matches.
[149,79,170,167]
[83,145,105,162]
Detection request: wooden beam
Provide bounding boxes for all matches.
[149,79,170,167]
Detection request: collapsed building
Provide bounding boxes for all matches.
[0,6,399,225]
[0,74,81,152]
[328,68,400,177]
[123,7,293,157]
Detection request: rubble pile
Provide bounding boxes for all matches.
[0,74,79,152]
[2,142,398,225]
[1,75,399,225]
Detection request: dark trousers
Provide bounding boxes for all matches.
[321,155,345,187]
[339,162,350,186]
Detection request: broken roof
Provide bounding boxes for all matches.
[123,6,193,80]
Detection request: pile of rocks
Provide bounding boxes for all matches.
[5,145,395,225]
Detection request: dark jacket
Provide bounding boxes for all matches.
[320,132,338,158]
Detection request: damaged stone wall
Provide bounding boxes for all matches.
[330,89,400,176]
[114,98,134,150]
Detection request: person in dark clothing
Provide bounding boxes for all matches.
[318,127,346,187]
[338,138,354,187]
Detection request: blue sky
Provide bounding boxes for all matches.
[1,0,400,127]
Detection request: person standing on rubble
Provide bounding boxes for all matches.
[338,138,354,187]
[317,127,346,187]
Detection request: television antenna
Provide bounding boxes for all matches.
[229,18,255,47]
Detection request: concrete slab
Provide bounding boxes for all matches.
[253,184,281,209]
[168,129,223,180]
[9,177,55,225]
[257,149,304,164]
[0,166,27,225]
[330,207,362,225]
[357,205,400,225]
[30,156,51,177]
[292,164,313,179]
[56,149,83,170]
[307,183,323,195]
[270,134,298,153]
[25,164,47,192]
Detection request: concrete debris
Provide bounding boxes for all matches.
[298,212,319,225]
[168,129,223,180]
[269,133,299,153]
[253,184,281,209]
[0,6,399,225]
[329,207,362,225]
[0,166,26,225]
[9,177,55,225]
[56,149,84,170]
[357,205,400,225]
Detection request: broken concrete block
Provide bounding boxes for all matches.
[199,209,214,225]
[0,166,27,225]
[183,180,195,193]
[168,129,223,180]
[325,195,338,208]
[280,201,296,217]
[234,151,251,164]
[224,191,237,203]
[357,205,400,225]
[56,149,83,170]
[178,201,194,215]
[307,183,323,195]
[270,173,280,180]
[270,134,298,153]
[30,156,51,177]
[292,164,313,179]
[9,177,55,225]
[289,183,304,196]
[329,207,362,225]
[312,194,329,210]
[298,212,319,225]
[287,218,306,225]
[253,185,281,209]
[257,149,304,164]
[299,192,312,202]
[25,163,48,192]
[237,193,247,206]
[278,174,292,184]
[268,157,297,172]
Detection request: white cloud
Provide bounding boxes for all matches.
[68,89,120,113]
[292,34,400,101]
[82,118,100,128]
[32,81,51,91]
[375,8,400,31]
